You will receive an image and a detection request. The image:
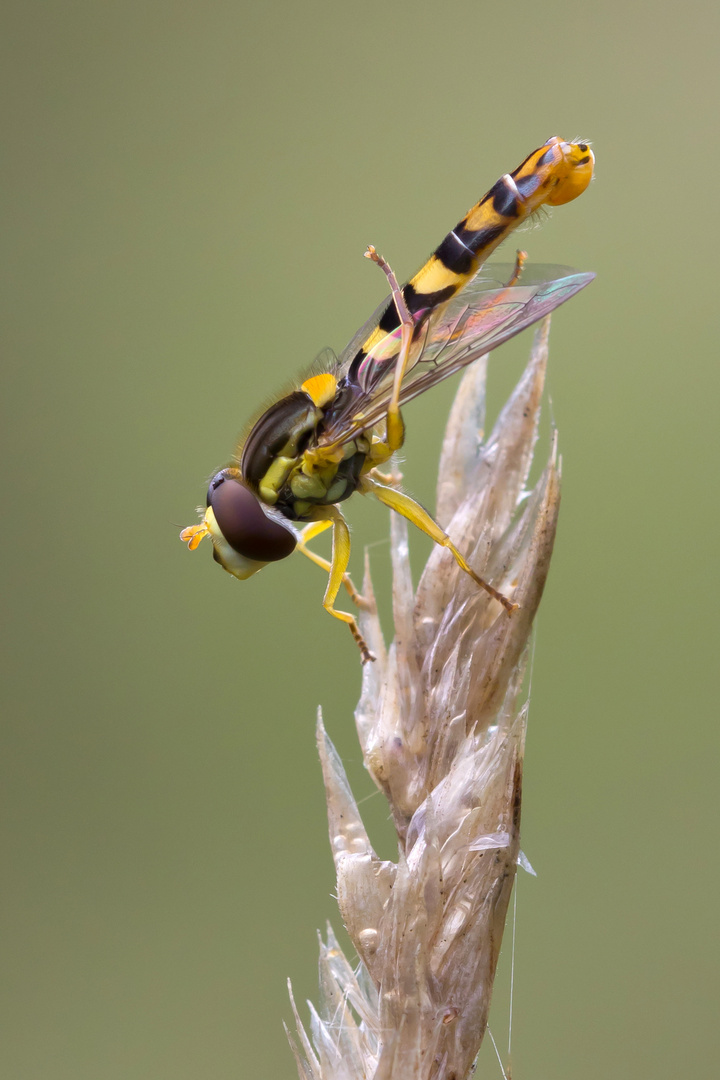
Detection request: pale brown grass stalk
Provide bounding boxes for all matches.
[287,317,560,1080]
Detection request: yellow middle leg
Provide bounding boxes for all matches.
[306,508,375,663]
[359,474,518,614]
[295,520,365,607]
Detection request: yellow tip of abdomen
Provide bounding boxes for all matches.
[546,140,595,206]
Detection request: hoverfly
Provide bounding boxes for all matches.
[181,136,594,662]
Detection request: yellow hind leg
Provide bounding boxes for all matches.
[360,474,518,614]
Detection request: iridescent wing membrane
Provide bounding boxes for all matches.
[320,263,594,447]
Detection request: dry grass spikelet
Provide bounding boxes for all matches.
[287,317,560,1080]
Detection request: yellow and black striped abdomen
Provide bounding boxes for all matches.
[358,136,594,357]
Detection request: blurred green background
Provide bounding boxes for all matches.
[3,1,718,1077]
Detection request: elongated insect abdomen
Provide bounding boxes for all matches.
[359,137,593,354]
[409,137,593,309]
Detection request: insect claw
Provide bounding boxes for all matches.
[481,583,519,614]
[470,578,519,614]
[347,620,375,663]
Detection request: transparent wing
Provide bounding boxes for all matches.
[320,263,594,447]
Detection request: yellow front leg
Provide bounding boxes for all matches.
[360,474,518,614]
[365,245,414,456]
[295,520,365,607]
[309,508,375,663]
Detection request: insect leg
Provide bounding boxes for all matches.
[360,474,518,614]
[312,507,375,662]
[295,520,366,606]
[364,245,414,454]
[506,249,527,287]
[366,464,403,487]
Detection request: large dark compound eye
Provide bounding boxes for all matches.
[207,471,296,562]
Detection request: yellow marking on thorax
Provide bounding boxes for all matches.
[302,372,337,407]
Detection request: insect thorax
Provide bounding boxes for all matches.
[240,389,370,522]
